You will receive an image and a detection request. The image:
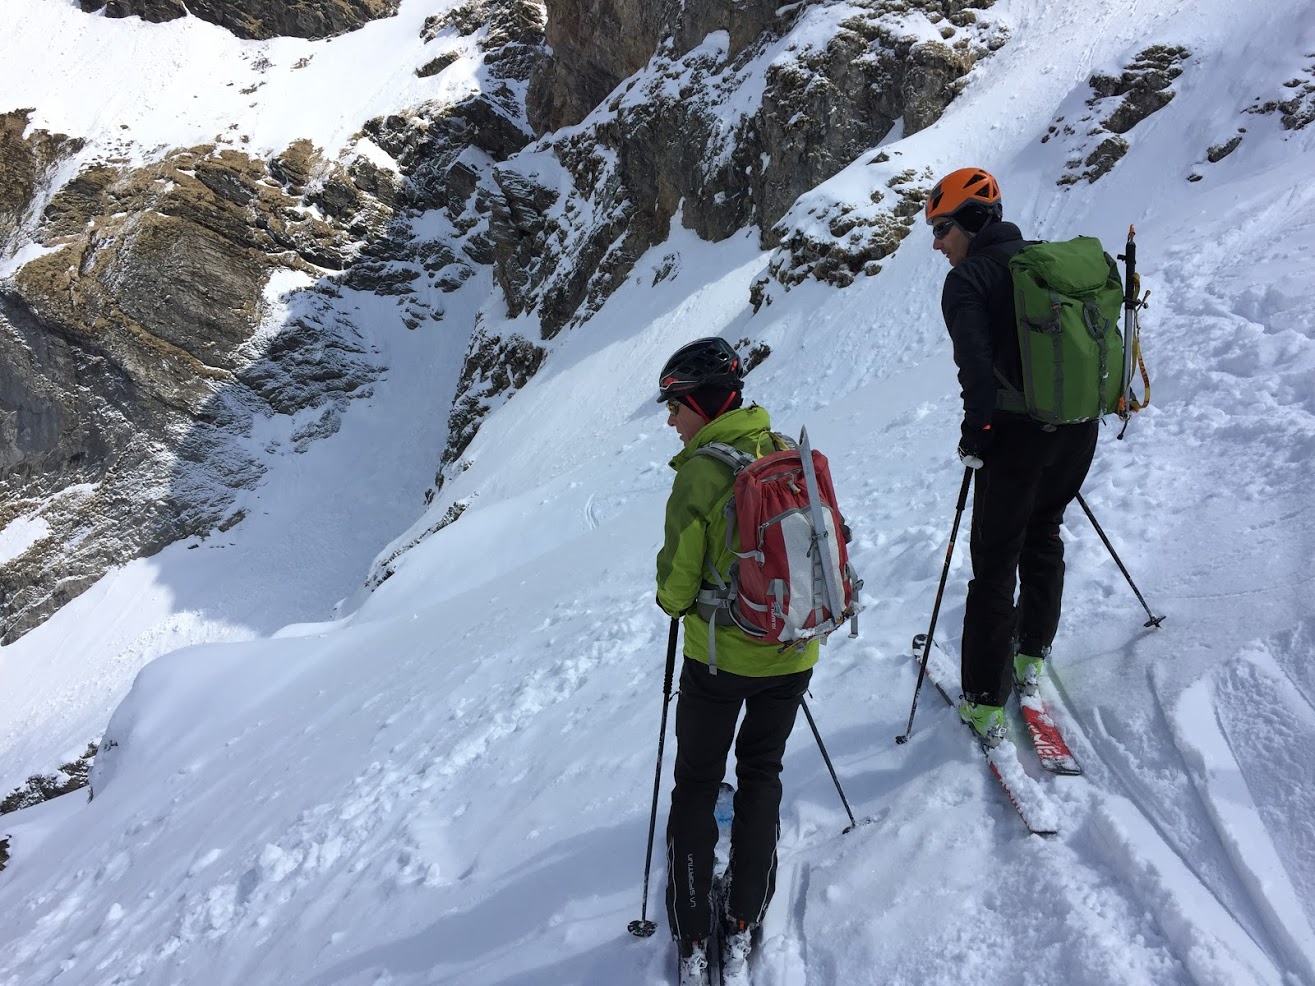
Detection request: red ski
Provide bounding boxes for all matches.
[911,635,1059,836]
[1017,693,1082,775]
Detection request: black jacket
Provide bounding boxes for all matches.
[939,220,1034,432]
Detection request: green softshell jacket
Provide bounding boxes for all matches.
[656,405,821,678]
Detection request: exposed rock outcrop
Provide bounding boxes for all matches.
[1246,58,1315,132]
[526,0,670,133]
[3,0,553,637]
[1206,134,1244,163]
[420,0,1004,491]
[0,111,85,255]
[1195,58,1315,180]
[11,0,1012,631]
[765,159,931,293]
[1,743,97,816]
[1044,45,1191,186]
[0,142,391,641]
[441,322,545,474]
[77,0,402,41]
[485,0,1002,339]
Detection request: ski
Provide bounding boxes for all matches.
[712,782,734,986]
[911,634,1059,836]
[712,783,769,985]
[1016,691,1082,775]
[714,781,734,874]
[915,633,1082,775]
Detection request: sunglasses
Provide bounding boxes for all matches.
[931,218,959,241]
[665,399,682,415]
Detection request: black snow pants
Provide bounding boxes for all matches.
[665,657,811,945]
[960,418,1098,707]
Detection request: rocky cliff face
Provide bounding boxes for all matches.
[0,134,391,641]
[425,0,1003,488]
[78,0,402,40]
[5,0,1008,635]
[0,112,85,256]
[1,0,553,639]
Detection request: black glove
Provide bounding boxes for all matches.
[957,422,993,469]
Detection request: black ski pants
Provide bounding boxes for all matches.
[961,419,1098,706]
[665,657,811,945]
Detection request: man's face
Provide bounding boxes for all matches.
[666,399,706,445]
[931,216,971,267]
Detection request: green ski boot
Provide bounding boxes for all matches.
[958,699,1006,748]
[1013,653,1045,696]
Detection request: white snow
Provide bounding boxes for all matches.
[0,515,50,566]
[3,0,1315,985]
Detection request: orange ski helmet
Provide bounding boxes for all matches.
[925,168,1002,223]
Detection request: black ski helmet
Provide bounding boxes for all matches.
[656,337,744,403]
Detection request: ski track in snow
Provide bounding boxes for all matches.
[1170,627,1315,985]
[3,0,1315,984]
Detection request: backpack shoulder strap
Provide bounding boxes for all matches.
[694,433,796,471]
[692,441,756,473]
[980,239,1040,270]
[978,241,1038,414]
[690,441,758,676]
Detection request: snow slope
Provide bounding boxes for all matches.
[3,0,1315,984]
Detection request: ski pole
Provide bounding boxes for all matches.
[896,466,973,745]
[628,618,680,938]
[800,698,858,834]
[1075,494,1164,628]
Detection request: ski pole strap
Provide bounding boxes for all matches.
[1129,298,1151,409]
[1134,345,1150,408]
[1127,335,1150,411]
[1116,296,1152,418]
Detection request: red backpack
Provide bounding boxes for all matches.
[694,428,862,671]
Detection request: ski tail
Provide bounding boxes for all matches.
[1017,692,1082,775]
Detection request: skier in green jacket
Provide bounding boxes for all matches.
[655,337,817,986]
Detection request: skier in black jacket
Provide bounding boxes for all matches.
[926,168,1098,745]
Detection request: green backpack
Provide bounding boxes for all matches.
[993,236,1126,425]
